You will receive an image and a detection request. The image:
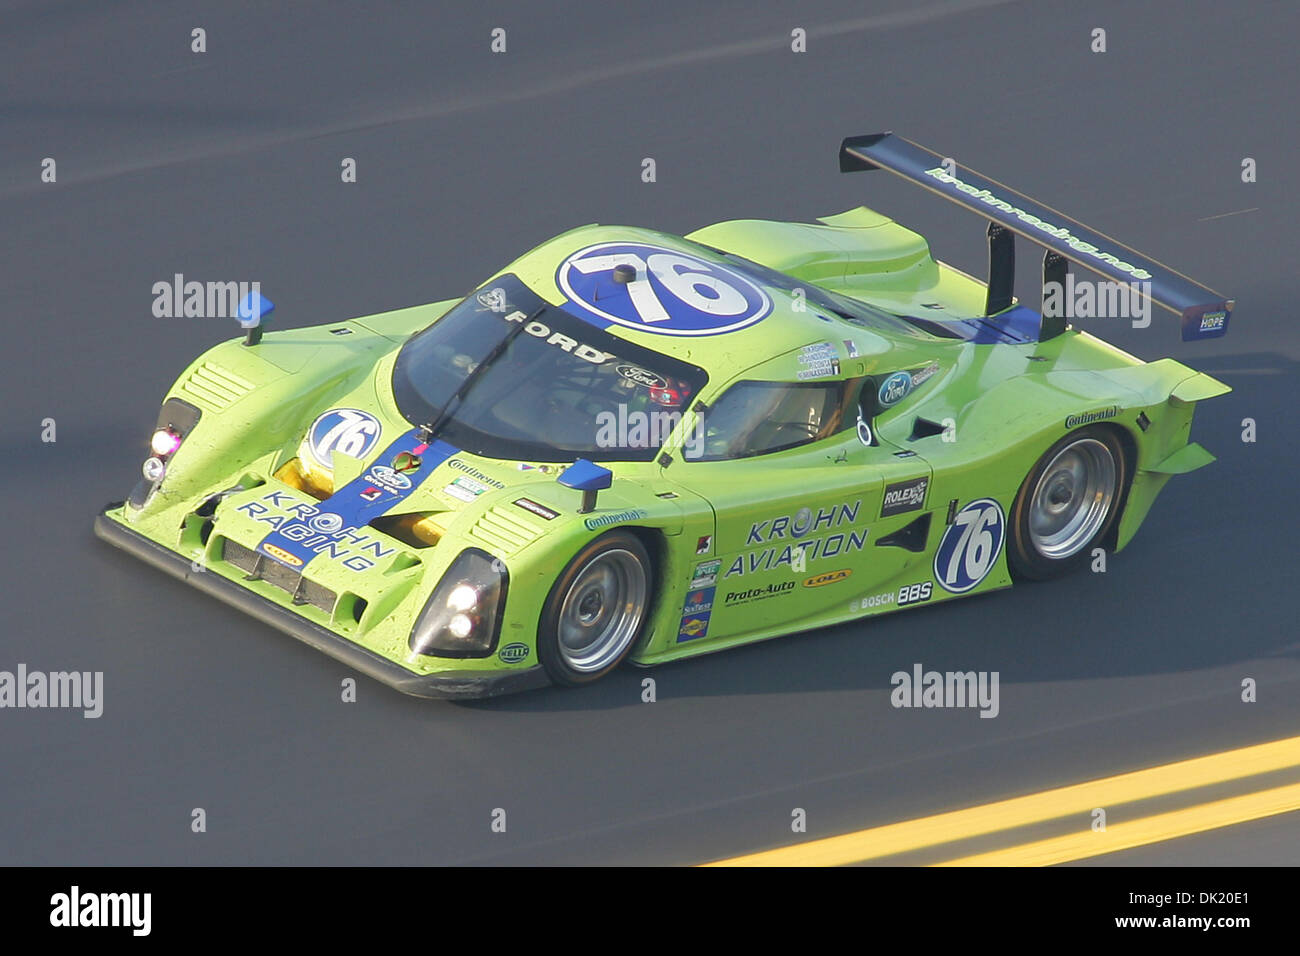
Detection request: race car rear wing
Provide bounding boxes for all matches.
[839,132,1234,342]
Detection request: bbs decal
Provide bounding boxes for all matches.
[557,242,772,336]
[306,409,381,468]
[933,499,1005,593]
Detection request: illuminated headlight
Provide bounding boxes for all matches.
[151,427,183,457]
[408,549,508,658]
[447,584,479,613]
[142,457,167,482]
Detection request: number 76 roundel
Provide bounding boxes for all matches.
[557,242,772,336]
[934,499,1006,593]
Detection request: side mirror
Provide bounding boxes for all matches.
[558,458,613,514]
[237,291,275,346]
[855,378,877,446]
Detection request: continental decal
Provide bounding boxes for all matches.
[803,569,852,588]
[584,509,647,531]
[446,458,506,489]
[1065,406,1119,429]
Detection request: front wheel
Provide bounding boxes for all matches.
[537,531,653,686]
[1008,426,1128,580]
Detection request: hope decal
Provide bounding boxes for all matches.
[557,243,772,336]
[933,499,1005,593]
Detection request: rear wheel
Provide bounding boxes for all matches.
[1008,426,1127,580]
[538,531,652,686]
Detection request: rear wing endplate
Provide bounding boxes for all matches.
[839,132,1234,341]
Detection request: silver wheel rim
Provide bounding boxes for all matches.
[1028,438,1117,559]
[557,549,647,673]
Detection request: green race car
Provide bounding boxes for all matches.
[95,133,1235,698]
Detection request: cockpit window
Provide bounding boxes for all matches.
[695,379,860,461]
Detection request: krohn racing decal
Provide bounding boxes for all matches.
[244,431,459,571]
[725,502,867,577]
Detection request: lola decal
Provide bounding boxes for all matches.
[260,543,303,567]
[934,499,1005,593]
[558,242,773,336]
[803,569,852,588]
[306,409,381,468]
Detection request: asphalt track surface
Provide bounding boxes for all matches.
[2,0,1297,866]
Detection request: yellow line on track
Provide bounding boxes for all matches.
[935,781,1300,866]
[703,735,1300,866]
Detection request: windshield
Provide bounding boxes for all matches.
[392,275,709,462]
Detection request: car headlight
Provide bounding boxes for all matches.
[408,549,508,658]
[129,398,202,510]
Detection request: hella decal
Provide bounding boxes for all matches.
[498,642,530,663]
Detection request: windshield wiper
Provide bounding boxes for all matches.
[417,305,543,445]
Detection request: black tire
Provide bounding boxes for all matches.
[537,531,653,686]
[1008,425,1129,581]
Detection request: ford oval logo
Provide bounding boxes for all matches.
[878,372,913,407]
